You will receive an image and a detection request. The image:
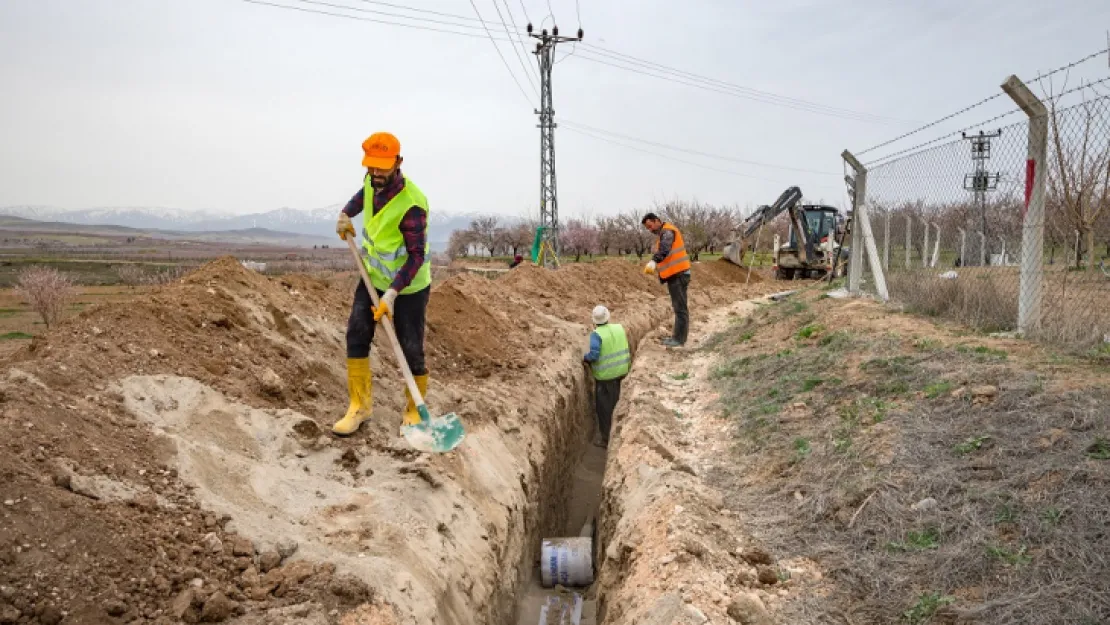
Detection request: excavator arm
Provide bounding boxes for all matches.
[723,186,804,266]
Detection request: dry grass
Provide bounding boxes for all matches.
[885,265,1110,351]
[703,295,1110,624]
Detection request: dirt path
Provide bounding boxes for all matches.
[594,293,805,625]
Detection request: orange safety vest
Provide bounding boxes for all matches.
[652,223,691,279]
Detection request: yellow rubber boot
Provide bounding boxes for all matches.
[332,358,373,436]
[402,374,429,426]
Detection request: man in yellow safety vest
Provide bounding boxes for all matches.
[641,212,692,347]
[582,305,630,448]
[333,131,433,436]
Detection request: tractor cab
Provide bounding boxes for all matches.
[776,204,848,280]
[784,205,840,250]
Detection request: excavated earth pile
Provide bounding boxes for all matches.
[0,256,774,625]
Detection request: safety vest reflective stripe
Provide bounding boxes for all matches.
[359,246,403,280]
[595,348,630,368]
[657,246,687,271]
[361,229,408,262]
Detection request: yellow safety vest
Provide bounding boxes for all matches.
[360,175,432,295]
[592,323,630,381]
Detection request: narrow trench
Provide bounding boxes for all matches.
[511,442,607,625]
[505,328,651,625]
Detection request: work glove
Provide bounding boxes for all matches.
[336,213,356,240]
[373,288,398,321]
[643,261,657,275]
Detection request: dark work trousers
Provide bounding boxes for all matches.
[346,280,430,376]
[594,377,623,445]
[665,271,691,344]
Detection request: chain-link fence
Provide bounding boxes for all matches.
[847,85,1110,352]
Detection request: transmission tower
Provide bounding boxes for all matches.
[962,129,1001,266]
[527,22,583,269]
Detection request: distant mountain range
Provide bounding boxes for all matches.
[0,205,510,251]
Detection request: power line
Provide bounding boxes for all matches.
[488,0,539,97]
[237,0,907,125]
[288,0,492,32]
[556,120,840,175]
[238,0,515,40]
[562,125,843,192]
[498,0,541,87]
[569,49,907,125]
[467,0,535,105]
[859,45,1110,156]
[576,44,912,125]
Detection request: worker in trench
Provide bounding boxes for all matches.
[640,212,692,347]
[332,131,432,436]
[582,305,631,448]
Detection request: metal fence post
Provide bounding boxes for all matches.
[1002,75,1047,334]
[842,150,889,300]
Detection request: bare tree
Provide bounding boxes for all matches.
[446,229,476,259]
[1044,81,1110,272]
[595,216,623,256]
[617,210,654,259]
[15,265,75,329]
[468,217,500,257]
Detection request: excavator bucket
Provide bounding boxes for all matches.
[722,239,744,266]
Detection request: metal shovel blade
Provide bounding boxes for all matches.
[401,405,465,453]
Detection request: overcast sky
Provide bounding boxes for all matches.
[1,0,1108,219]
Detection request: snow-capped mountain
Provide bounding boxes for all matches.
[0,205,513,251]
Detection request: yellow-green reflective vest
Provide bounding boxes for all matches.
[592,323,630,381]
[360,175,432,295]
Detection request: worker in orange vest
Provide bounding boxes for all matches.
[641,212,692,347]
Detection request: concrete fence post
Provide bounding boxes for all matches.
[1002,75,1047,334]
[921,218,929,267]
[883,210,891,270]
[905,215,913,269]
[931,224,941,268]
[842,150,889,300]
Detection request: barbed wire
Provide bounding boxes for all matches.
[866,75,1110,168]
[858,46,1110,156]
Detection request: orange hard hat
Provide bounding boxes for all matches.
[361,132,401,169]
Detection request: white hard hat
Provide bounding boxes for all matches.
[592,305,610,325]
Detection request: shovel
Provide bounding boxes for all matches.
[345,237,465,453]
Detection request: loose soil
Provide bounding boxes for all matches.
[0,256,775,624]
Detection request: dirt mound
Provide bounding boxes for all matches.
[497,260,660,322]
[691,258,765,287]
[426,274,532,379]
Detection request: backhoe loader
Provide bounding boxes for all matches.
[722,186,849,280]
